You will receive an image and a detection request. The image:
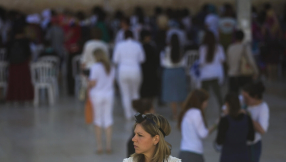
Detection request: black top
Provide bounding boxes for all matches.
[216,113,255,145]
[7,38,31,64]
[140,42,160,98]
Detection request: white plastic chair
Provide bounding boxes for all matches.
[0,61,8,97]
[0,49,6,61]
[72,55,82,98]
[30,62,55,106]
[184,50,199,75]
[38,56,60,97]
[184,50,199,90]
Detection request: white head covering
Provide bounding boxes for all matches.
[26,14,41,24]
[42,9,51,19]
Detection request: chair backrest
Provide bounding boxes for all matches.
[72,55,82,78]
[30,62,54,84]
[0,48,6,61]
[184,50,199,67]
[0,61,8,84]
[38,56,60,75]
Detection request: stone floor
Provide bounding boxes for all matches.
[0,80,285,162]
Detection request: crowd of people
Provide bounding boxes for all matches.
[0,2,281,162]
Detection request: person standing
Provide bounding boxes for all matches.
[113,30,145,120]
[89,49,115,154]
[199,31,225,109]
[216,93,255,162]
[161,34,188,120]
[242,81,269,162]
[227,30,259,94]
[6,27,34,103]
[178,89,217,162]
[140,30,160,99]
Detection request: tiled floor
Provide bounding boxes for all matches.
[0,80,285,162]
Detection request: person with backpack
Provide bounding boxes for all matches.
[6,27,34,103]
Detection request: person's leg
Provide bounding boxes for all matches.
[170,102,178,120]
[201,80,210,92]
[238,76,252,91]
[118,71,132,120]
[228,76,239,94]
[105,126,112,153]
[94,125,102,153]
[90,95,103,153]
[247,141,262,162]
[103,96,114,152]
[129,70,141,115]
[211,79,224,109]
[67,53,75,95]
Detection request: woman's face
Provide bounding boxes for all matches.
[132,124,158,156]
[201,100,208,110]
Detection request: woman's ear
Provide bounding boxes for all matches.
[153,135,160,145]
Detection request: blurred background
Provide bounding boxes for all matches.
[0,0,285,162]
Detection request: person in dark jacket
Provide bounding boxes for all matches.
[215,93,255,162]
[140,30,160,99]
[6,27,34,102]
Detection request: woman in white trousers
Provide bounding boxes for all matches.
[113,30,145,120]
[89,49,115,154]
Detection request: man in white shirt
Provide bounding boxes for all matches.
[81,28,109,70]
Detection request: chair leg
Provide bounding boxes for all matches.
[34,87,39,107]
[48,85,55,105]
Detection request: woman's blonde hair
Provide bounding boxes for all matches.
[132,114,171,162]
[93,49,111,74]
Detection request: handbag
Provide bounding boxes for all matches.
[84,96,93,124]
[239,45,255,76]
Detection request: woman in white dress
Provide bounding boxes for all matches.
[89,49,115,154]
[113,30,145,120]
[123,113,181,162]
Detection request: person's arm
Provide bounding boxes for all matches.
[219,45,226,63]
[138,44,145,63]
[103,43,109,58]
[215,117,228,145]
[253,105,269,135]
[112,44,120,65]
[198,46,205,66]
[245,45,259,78]
[88,65,98,89]
[80,43,88,70]
[247,115,255,141]
[193,111,209,139]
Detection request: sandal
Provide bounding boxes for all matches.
[96,149,103,154]
[106,149,112,154]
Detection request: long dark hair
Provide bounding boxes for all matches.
[178,89,209,129]
[170,34,181,64]
[202,31,216,63]
[225,93,241,118]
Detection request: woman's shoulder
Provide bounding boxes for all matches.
[166,156,182,162]
[186,108,200,115]
[122,157,133,162]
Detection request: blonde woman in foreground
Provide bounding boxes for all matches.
[123,113,181,162]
